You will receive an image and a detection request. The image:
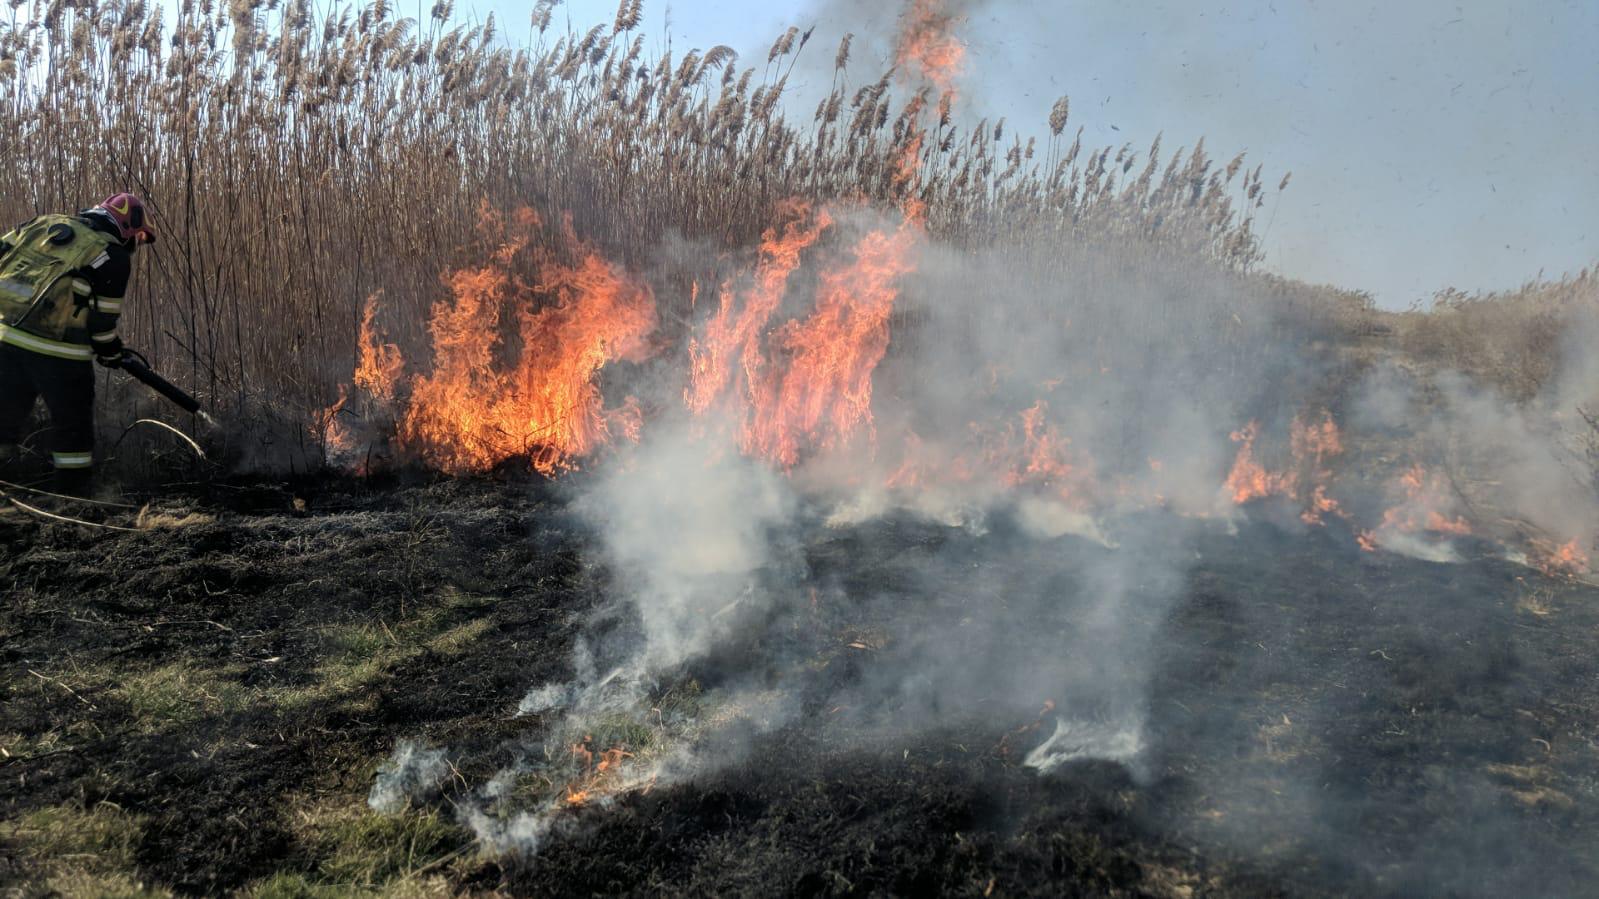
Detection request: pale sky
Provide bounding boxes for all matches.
[474,1,1598,309]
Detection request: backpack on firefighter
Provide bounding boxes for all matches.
[0,214,119,360]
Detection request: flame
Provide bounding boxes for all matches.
[1224,421,1295,504]
[687,201,832,416]
[894,131,925,191]
[895,0,967,99]
[684,201,921,468]
[1292,413,1345,525]
[305,188,1599,594]
[1301,485,1340,527]
[1225,413,1345,523]
[1016,402,1071,482]
[1001,400,1094,506]
[891,0,964,199]
[316,384,356,458]
[353,293,404,404]
[1358,465,1473,557]
[885,431,929,490]
[1360,465,1471,546]
[740,212,921,468]
[997,699,1057,761]
[1290,412,1343,465]
[398,209,656,475]
[1385,466,1471,536]
[1531,537,1589,577]
[563,739,644,808]
[315,294,403,468]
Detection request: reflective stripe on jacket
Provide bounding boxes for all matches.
[0,215,120,361]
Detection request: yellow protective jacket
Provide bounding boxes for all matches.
[0,214,125,361]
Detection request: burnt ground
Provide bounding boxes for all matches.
[1,473,1597,897]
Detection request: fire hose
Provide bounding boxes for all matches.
[117,348,202,415]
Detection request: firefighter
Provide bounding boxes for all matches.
[0,193,154,494]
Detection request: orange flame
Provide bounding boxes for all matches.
[1224,421,1295,504]
[398,208,656,475]
[1000,400,1094,506]
[1225,413,1345,523]
[353,294,404,405]
[1301,485,1340,527]
[885,431,929,490]
[1357,465,1473,555]
[563,738,641,808]
[316,294,403,467]
[687,201,832,416]
[740,212,921,468]
[894,131,926,192]
[316,384,356,458]
[1388,466,1471,535]
[1531,537,1589,577]
[1292,412,1345,525]
[895,0,967,99]
[1290,412,1343,465]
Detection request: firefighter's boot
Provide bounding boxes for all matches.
[52,466,94,498]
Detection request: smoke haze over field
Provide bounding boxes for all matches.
[523,0,1599,308]
[331,0,1599,888]
[424,193,1599,887]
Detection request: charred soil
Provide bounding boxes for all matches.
[2,475,1597,897]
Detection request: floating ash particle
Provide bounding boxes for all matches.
[368,739,448,813]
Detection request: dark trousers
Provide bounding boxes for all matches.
[0,342,95,469]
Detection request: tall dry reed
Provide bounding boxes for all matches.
[0,0,1288,465]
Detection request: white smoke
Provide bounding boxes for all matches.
[516,682,573,717]
[577,423,800,673]
[1025,716,1145,774]
[368,739,448,813]
[1352,352,1598,566]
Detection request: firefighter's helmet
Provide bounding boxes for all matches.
[92,193,155,245]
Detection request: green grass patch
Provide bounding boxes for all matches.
[249,798,472,897]
[424,618,495,656]
[0,728,69,761]
[276,602,495,715]
[113,664,251,732]
[242,870,457,898]
[11,593,505,754]
[0,802,170,898]
[584,713,661,754]
[315,807,465,884]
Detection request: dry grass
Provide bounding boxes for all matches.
[0,0,1281,464]
[0,802,171,898]
[1392,269,1599,400]
[248,798,469,897]
[1,0,1588,476]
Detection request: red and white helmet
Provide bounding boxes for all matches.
[93,193,155,244]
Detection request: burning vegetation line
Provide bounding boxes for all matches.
[319,208,656,476]
[329,0,1599,874]
[4,0,1289,470]
[314,192,1596,575]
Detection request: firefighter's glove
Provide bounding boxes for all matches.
[95,346,127,369]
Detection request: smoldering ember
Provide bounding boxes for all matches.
[1,1,1596,896]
